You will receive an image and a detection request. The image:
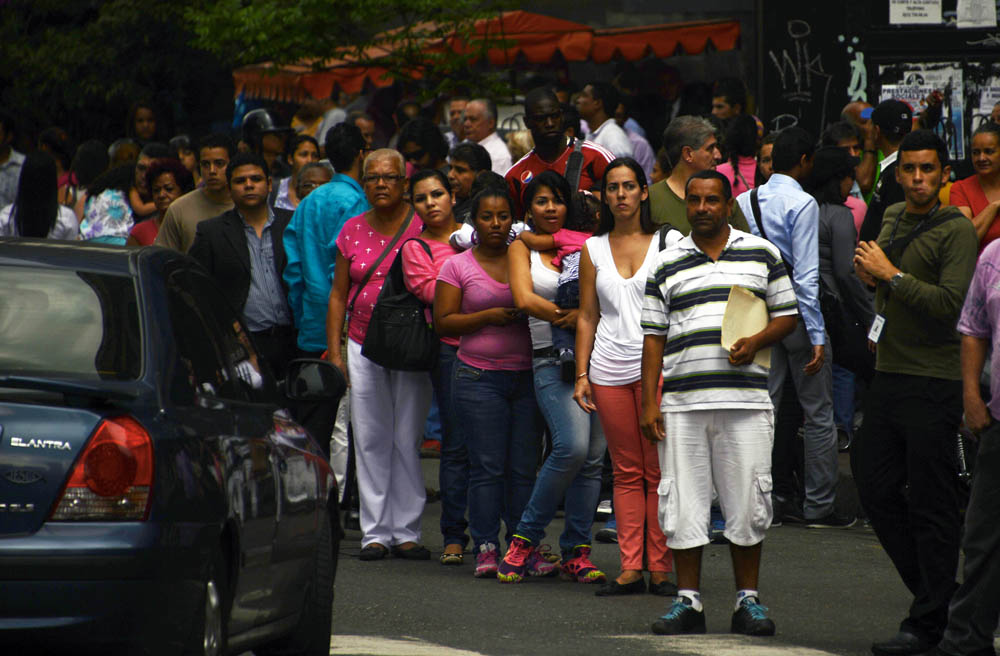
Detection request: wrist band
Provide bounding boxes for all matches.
[864,149,876,154]
[577,372,588,379]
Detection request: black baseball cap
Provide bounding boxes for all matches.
[867,100,913,138]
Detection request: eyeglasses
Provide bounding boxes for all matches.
[402,149,426,162]
[362,174,405,184]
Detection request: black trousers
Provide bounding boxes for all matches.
[773,378,805,508]
[938,419,1000,655]
[289,347,341,462]
[250,325,297,381]
[851,372,962,642]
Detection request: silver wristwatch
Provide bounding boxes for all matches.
[889,272,905,289]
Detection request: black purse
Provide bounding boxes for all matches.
[361,238,440,371]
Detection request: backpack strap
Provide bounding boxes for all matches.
[658,223,677,251]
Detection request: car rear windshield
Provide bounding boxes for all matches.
[0,266,142,380]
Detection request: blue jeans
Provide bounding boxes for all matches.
[431,343,468,547]
[453,362,541,551]
[515,356,606,554]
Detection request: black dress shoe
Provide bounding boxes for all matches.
[648,578,679,597]
[871,630,934,656]
[595,577,646,597]
[359,543,388,561]
[391,544,431,560]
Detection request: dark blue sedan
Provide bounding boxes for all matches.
[0,240,345,655]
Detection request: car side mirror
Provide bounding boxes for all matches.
[284,358,347,403]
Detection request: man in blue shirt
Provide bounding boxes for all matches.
[284,122,370,357]
[283,123,369,473]
[735,127,853,529]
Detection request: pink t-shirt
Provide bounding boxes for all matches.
[401,237,462,348]
[436,249,532,371]
[550,228,592,268]
[844,195,867,241]
[717,156,758,197]
[336,212,424,344]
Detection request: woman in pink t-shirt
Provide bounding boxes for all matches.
[400,169,467,565]
[326,150,428,561]
[434,186,542,578]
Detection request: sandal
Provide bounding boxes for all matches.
[439,551,464,565]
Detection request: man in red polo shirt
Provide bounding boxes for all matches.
[506,87,615,218]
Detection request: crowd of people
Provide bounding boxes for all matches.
[4,71,1000,656]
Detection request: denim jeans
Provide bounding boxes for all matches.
[453,362,541,551]
[515,356,606,554]
[431,343,468,547]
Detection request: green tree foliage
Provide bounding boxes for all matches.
[0,0,231,143]
[185,0,515,102]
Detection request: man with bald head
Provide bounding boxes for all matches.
[463,98,512,175]
[842,101,877,197]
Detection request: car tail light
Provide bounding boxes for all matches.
[50,416,154,521]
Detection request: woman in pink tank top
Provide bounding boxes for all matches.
[434,186,542,578]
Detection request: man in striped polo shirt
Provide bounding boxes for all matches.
[639,170,798,636]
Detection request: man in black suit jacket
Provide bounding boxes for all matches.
[189,152,297,379]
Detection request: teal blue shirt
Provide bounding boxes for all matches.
[283,174,370,352]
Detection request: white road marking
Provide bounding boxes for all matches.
[330,635,486,655]
[614,634,840,655]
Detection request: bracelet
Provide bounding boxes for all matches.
[577,372,589,379]
[863,149,876,154]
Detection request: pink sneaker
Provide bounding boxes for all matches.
[497,536,532,583]
[560,545,606,583]
[474,543,499,578]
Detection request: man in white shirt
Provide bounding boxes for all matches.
[576,82,633,160]
[462,98,512,175]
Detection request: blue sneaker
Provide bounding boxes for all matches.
[596,514,618,544]
[651,596,706,635]
[731,596,776,636]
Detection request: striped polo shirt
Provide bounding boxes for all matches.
[641,228,797,412]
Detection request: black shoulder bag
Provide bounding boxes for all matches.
[361,237,440,371]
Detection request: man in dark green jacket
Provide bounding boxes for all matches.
[852,130,978,656]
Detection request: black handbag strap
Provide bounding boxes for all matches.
[383,237,433,300]
[750,187,766,239]
[750,187,794,278]
[348,207,415,312]
[563,137,585,191]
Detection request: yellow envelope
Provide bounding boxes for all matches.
[721,286,771,369]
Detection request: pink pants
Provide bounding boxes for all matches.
[591,380,673,573]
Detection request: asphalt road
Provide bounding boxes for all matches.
[327,459,917,656]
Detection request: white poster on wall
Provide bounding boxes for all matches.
[879,62,965,160]
[889,0,942,24]
[975,76,1000,129]
[957,0,998,29]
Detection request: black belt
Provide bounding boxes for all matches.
[533,346,557,358]
[251,324,294,338]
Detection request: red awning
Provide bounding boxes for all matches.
[591,20,741,63]
[233,12,740,102]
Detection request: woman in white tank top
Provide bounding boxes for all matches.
[574,158,682,596]
[503,170,608,584]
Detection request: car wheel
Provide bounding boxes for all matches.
[255,512,333,656]
[186,548,228,656]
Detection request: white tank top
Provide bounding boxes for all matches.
[529,249,560,349]
[587,233,660,385]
